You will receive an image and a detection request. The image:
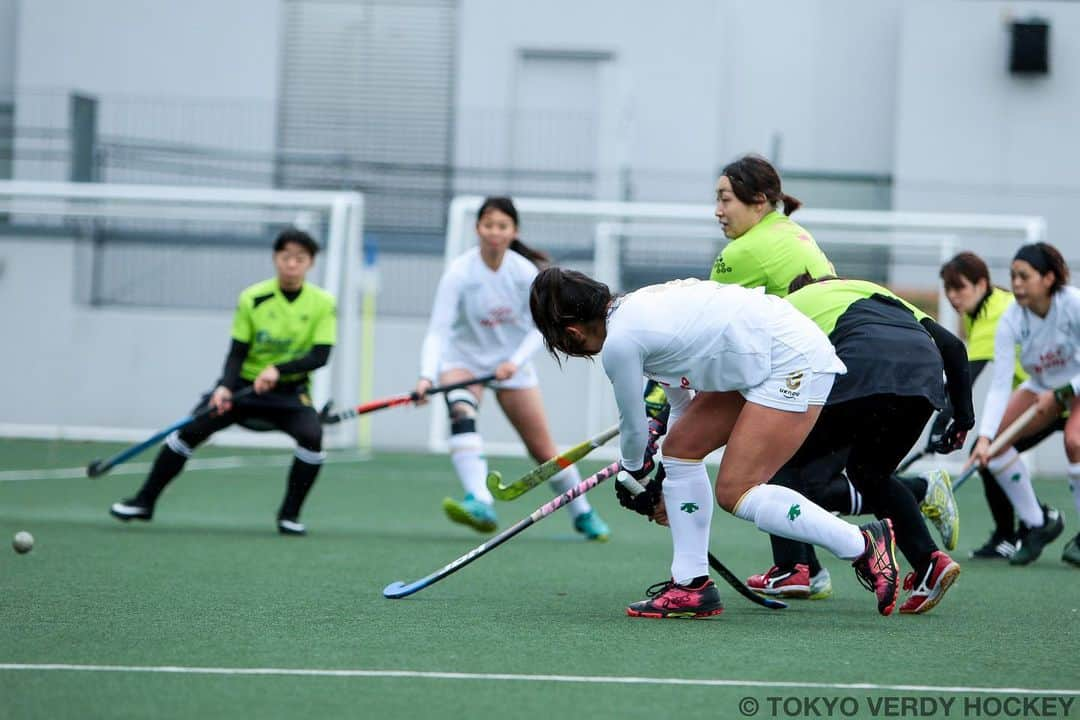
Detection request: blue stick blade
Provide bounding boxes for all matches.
[383,580,421,599]
[761,597,788,609]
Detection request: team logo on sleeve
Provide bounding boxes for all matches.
[712,257,733,275]
[779,371,804,399]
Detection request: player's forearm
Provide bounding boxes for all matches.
[274,344,332,375]
[921,318,973,428]
[220,339,250,389]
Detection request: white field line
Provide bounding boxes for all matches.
[0,664,1077,696]
[0,452,370,482]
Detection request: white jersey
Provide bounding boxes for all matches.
[979,285,1080,438]
[602,279,845,468]
[419,247,544,380]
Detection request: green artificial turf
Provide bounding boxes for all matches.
[1,438,1077,719]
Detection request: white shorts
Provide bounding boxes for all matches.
[438,359,539,391]
[740,338,838,412]
[1019,378,1050,395]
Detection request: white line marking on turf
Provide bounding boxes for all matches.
[0,452,370,482]
[0,665,1076,696]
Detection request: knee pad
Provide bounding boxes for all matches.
[447,389,478,435]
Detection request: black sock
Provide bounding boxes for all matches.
[819,473,855,514]
[135,445,187,506]
[897,473,928,503]
[770,534,809,571]
[981,467,1016,538]
[278,457,320,521]
[806,548,823,576]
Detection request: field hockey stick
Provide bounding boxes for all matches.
[954,404,1041,491]
[85,386,255,478]
[384,423,663,599]
[487,424,620,501]
[895,448,930,474]
[320,375,497,425]
[707,553,787,610]
[384,459,625,599]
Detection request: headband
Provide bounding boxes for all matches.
[1014,244,1052,274]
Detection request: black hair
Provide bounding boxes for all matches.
[940,251,991,291]
[788,272,839,294]
[274,228,319,257]
[477,196,550,268]
[721,154,802,216]
[1014,242,1069,294]
[529,266,612,360]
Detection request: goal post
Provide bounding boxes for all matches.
[0,180,367,449]
[434,194,1045,459]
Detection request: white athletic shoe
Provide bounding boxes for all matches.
[277,518,307,536]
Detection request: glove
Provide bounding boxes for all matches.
[926,408,952,452]
[616,461,665,517]
[928,421,967,454]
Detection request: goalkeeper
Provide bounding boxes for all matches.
[109,229,335,536]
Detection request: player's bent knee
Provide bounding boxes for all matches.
[447,388,479,435]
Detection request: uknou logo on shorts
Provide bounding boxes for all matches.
[779,371,804,399]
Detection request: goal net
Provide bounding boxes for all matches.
[435,195,1045,461]
[0,180,366,449]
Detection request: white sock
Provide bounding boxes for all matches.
[734,484,865,560]
[449,432,492,505]
[1068,462,1080,522]
[548,465,591,518]
[987,448,1043,527]
[662,458,714,584]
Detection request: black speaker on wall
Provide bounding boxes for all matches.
[1010,20,1050,75]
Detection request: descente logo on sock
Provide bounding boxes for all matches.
[680,502,699,514]
[787,504,801,521]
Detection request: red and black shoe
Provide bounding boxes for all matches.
[899,551,960,614]
[626,577,724,619]
[747,564,811,598]
[852,519,900,616]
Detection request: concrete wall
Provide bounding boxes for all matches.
[454,0,901,203]
[0,0,16,92]
[12,0,281,180]
[894,0,1080,252]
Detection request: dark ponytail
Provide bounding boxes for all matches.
[478,196,550,268]
[529,267,612,360]
[722,154,802,216]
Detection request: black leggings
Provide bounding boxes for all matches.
[772,394,938,572]
[178,390,322,453]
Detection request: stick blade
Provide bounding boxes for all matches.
[86,459,106,478]
[485,471,506,497]
[383,580,421,599]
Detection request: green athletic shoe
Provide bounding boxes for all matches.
[1062,534,1080,568]
[442,494,497,533]
[919,469,959,552]
[573,510,610,541]
[809,567,833,600]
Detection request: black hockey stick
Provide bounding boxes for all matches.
[708,553,787,610]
